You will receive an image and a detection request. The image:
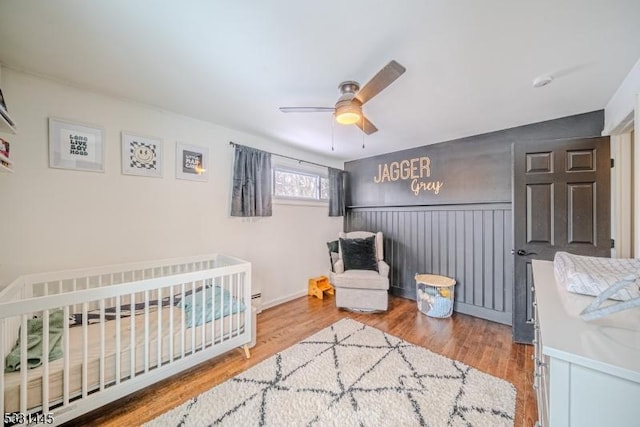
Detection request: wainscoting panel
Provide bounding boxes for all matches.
[345,204,513,325]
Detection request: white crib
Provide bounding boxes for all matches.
[0,253,253,426]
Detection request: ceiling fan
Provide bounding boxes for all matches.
[279,60,406,135]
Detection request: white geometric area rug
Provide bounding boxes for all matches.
[145,318,516,427]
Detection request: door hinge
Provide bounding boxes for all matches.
[611,158,615,168]
[611,239,615,249]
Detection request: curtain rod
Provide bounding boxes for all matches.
[229,141,339,170]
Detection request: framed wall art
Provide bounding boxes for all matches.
[176,143,208,181]
[121,132,163,178]
[49,117,105,172]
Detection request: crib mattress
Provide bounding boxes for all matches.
[554,251,640,301]
[4,306,246,413]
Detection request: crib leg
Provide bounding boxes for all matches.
[243,344,251,359]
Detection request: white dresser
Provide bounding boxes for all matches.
[532,260,640,427]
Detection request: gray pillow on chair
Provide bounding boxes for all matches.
[339,236,378,272]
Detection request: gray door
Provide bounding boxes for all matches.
[512,136,610,343]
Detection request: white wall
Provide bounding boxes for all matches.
[604,56,640,257]
[0,68,344,308]
[603,57,640,135]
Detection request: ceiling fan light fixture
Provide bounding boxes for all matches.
[279,61,405,136]
[335,103,362,125]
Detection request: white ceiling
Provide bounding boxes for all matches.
[0,1,639,161]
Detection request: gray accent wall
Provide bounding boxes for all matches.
[346,204,513,324]
[344,110,604,325]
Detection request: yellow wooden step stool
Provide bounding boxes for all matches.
[308,275,334,299]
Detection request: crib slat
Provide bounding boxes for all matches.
[169,288,175,363]
[243,272,248,337]
[219,277,224,343]
[63,305,70,405]
[144,290,150,373]
[191,282,196,354]
[233,275,237,339]
[211,277,216,344]
[115,295,122,385]
[19,314,27,414]
[220,274,231,341]
[180,283,185,359]
[82,302,88,398]
[231,274,236,338]
[231,274,235,337]
[241,273,245,337]
[243,272,248,339]
[228,275,233,339]
[42,309,50,413]
[226,276,232,340]
[230,274,235,337]
[157,287,163,368]
[235,273,240,338]
[99,298,106,391]
[201,280,206,349]
[130,292,136,380]
[237,273,244,340]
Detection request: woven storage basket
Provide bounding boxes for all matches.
[415,274,456,318]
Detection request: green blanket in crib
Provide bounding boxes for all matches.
[4,309,64,372]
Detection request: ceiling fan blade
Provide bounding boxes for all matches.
[279,107,335,113]
[355,60,406,105]
[355,115,378,135]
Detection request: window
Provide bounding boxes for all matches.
[273,167,329,201]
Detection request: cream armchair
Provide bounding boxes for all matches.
[331,231,390,311]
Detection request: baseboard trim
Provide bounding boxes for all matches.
[454,302,512,326]
[262,290,308,310]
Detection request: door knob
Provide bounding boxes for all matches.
[516,249,537,256]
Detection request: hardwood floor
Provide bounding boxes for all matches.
[68,295,537,426]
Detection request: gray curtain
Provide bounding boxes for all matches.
[328,167,346,217]
[231,145,272,217]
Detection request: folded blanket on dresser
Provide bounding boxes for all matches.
[554,251,640,301]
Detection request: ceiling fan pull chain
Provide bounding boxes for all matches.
[362,116,365,149]
[331,114,335,151]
